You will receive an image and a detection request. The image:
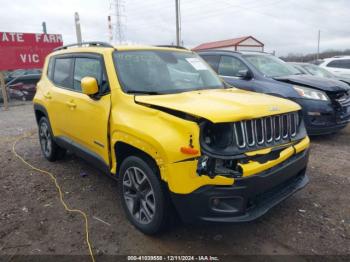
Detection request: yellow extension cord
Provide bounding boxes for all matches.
[12,131,95,262]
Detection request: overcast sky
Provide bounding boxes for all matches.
[0,0,349,56]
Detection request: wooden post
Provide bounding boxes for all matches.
[0,71,9,110]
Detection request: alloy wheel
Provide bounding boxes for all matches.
[122,166,156,224]
[39,121,52,157]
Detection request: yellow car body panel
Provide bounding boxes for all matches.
[135,88,301,123]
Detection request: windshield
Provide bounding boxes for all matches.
[113,50,224,94]
[244,54,300,77]
[301,64,334,78]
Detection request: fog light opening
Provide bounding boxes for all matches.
[307,111,321,116]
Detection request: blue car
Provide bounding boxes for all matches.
[199,51,350,135]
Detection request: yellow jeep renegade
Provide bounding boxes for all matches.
[34,42,310,234]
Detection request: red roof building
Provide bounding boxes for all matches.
[192,36,264,52]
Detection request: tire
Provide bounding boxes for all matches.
[38,117,66,162]
[119,156,170,235]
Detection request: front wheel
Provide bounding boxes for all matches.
[119,156,169,235]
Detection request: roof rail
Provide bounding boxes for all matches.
[54,41,114,51]
[155,45,188,50]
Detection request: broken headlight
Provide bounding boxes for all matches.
[202,122,233,149]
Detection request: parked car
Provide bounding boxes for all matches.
[289,62,350,85]
[34,42,310,234]
[5,69,41,101]
[199,51,350,135]
[8,82,37,101]
[5,69,41,85]
[318,56,350,77]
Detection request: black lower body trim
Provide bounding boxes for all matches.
[55,136,110,175]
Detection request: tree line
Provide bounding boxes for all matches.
[280,49,350,63]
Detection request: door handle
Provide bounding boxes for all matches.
[44,92,52,99]
[65,101,77,109]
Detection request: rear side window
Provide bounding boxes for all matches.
[73,58,102,91]
[327,59,350,69]
[200,55,220,72]
[53,58,74,88]
[218,56,248,77]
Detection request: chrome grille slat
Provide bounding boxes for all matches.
[265,116,273,143]
[282,114,289,139]
[255,118,265,145]
[233,112,299,149]
[244,120,256,147]
[234,122,246,148]
[274,115,281,141]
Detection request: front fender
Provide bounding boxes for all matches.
[109,106,201,182]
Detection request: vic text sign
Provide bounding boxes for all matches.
[0,32,63,70]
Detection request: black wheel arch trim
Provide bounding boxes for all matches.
[34,103,50,124]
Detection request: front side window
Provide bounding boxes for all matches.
[113,50,224,94]
[327,60,342,68]
[327,59,350,69]
[244,54,299,77]
[53,58,74,89]
[200,55,220,72]
[74,58,102,91]
[218,56,249,77]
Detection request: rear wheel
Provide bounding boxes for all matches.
[38,117,66,161]
[119,156,169,235]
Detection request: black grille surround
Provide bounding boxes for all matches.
[200,111,307,158]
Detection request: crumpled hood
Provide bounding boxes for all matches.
[274,74,350,92]
[135,88,301,123]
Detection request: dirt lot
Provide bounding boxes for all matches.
[0,103,349,260]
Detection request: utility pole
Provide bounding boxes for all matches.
[108,15,113,43]
[0,72,9,111]
[175,0,181,46]
[109,0,125,44]
[74,12,82,45]
[317,30,321,60]
[42,22,47,34]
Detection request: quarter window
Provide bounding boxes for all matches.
[218,56,248,77]
[53,58,74,89]
[47,58,54,80]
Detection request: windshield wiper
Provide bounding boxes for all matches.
[126,90,162,95]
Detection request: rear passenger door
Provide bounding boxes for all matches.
[50,54,111,170]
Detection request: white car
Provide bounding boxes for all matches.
[319,56,350,77]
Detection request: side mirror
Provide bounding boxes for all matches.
[81,77,99,96]
[237,69,252,80]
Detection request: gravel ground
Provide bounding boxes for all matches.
[0,103,349,261]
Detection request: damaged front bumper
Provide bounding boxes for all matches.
[295,96,350,135]
[171,147,309,223]
[166,136,310,223]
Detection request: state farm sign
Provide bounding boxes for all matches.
[0,32,63,70]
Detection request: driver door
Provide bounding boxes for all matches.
[62,55,111,168]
